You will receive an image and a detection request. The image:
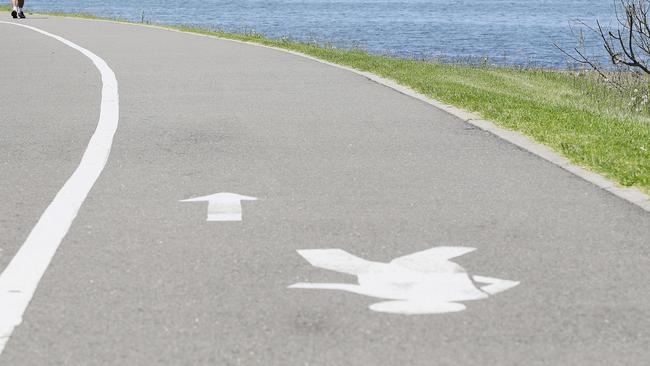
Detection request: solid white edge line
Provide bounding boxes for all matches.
[52,15,650,213]
[0,22,119,354]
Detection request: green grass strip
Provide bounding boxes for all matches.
[5,6,650,193]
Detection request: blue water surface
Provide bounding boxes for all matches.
[26,0,618,68]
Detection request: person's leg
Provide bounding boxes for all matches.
[10,0,18,18]
[17,0,25,18]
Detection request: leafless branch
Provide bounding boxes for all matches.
[558,0,650,82]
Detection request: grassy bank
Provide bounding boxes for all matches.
[5,6,650,193]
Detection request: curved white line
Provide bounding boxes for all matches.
[0,22,119,353]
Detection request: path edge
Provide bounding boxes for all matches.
[44,14,650,213]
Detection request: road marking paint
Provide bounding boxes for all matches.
[472,275,520,295]
[0,22,119,354]
[289,247,519,315]
[180,192,257,221]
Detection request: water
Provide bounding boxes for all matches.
[27,0,618,68]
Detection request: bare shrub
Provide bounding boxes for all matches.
[557,1,650,86]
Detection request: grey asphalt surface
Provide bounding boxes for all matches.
[1,16,650,366]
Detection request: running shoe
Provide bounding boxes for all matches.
[11,10,17,18]
[18,11,25,19]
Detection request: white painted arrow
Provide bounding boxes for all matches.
[289,246,519,315]
[180,192,257,222]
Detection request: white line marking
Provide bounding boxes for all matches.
[289,247,519,315]
[180,192,257,222]
[26,16,650,212]
[0,22,119,354]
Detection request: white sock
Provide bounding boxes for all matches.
[13,6,17,11]
[18,7,22,12]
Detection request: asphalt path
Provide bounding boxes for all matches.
[1,16,650,366]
